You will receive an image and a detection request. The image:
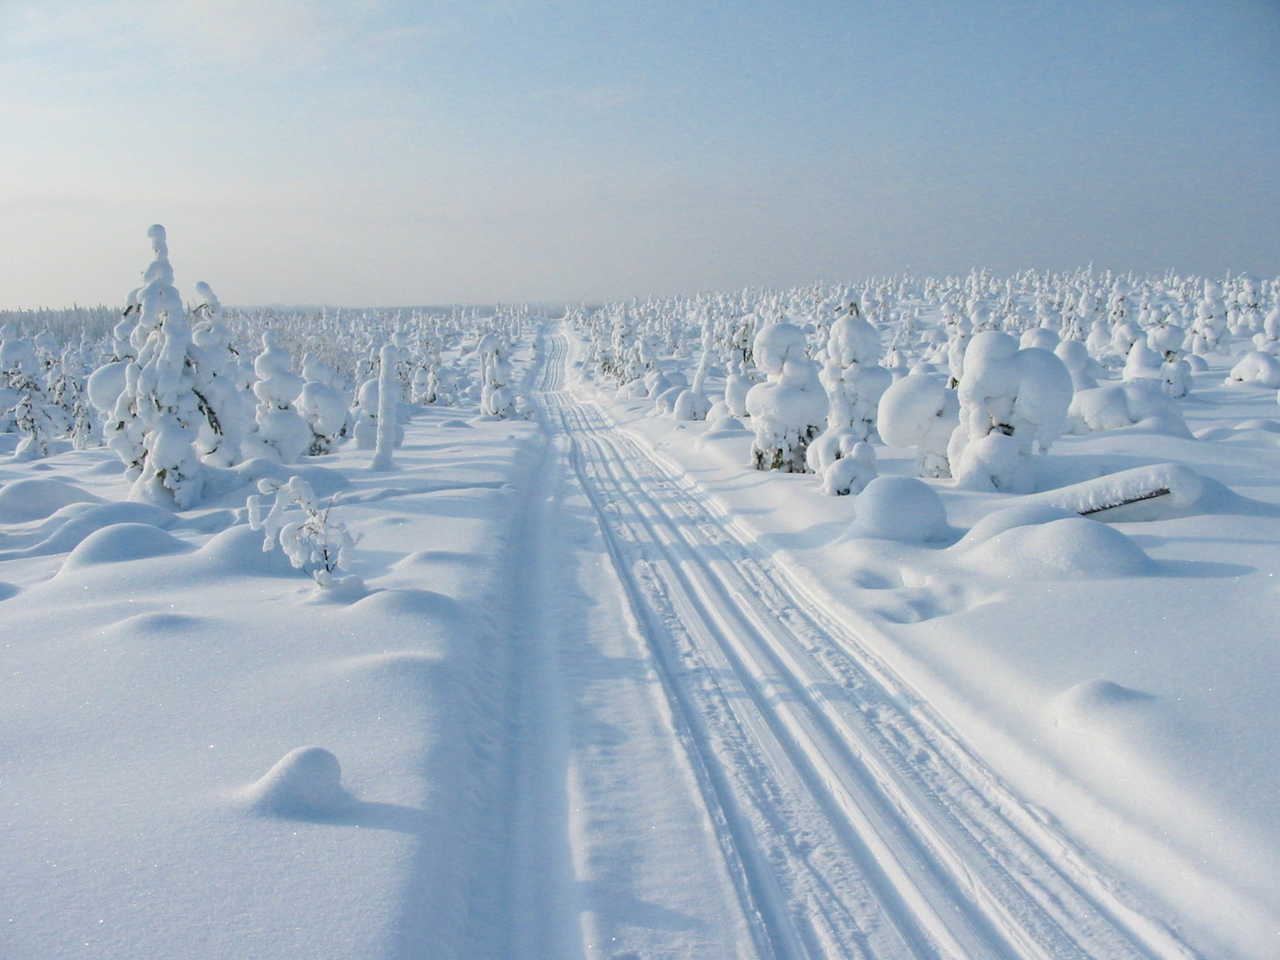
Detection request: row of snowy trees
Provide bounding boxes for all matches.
[0,225,527,506]
[574,265,1280,497]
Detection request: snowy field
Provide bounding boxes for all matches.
[2,234,1279,958]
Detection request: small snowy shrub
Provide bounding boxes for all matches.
[1067,381,1190,436]
[247,476,362,590]
[820,441,877,496]
[1226,351,1280,389]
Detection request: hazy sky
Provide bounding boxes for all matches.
[2,0,1277,307]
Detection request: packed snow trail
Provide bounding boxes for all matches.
[510,329,1198,959]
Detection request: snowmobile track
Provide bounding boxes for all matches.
[536,329,1196,960]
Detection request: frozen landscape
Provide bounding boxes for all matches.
[1,227,1279,958]
[4,2,1278,958]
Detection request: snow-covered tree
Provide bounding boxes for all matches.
[877,373,959,478]
[819,440,877,496]
[477,332,515,417]
[189,281,249,466]
[244,331,310,463]
[745,321,826,472]
[948,331,1073,493]
[372,341,400,470]
[103,225,212,507]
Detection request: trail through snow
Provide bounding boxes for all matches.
[489,327,1198,959]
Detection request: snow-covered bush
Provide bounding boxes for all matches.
[478,332,515,418]
[1122,340,1164,384]
[296,380,350,454]
[744,321,826,472]
[247,475,361,591]
[1067,381,1191,436]
[1226,351,1280,389]
[876,373,958,478]
[948,332,1073,493]
[1054,339,1098,391]
[673,343,712,421]
[819,441,877,496]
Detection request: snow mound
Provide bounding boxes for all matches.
[0,581,17,601]
[1028,462,1205,521]
[952,504,1077,550]
[1049,679,1157,736]
[344,587,462,621]
[850,476,948,543]
[240,746,351,817]
[0,501,178,561]
[438,418,472,429]
[0,477,102,523]
[705,415,747,435]
[195,524,303,577]
[60,523,193,571]
[960,517,1154,580]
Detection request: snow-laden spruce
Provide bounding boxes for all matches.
[243,331,309,464]
[807,303,891,474]
[877,372,959,478]
[744,320,826,472]
[371,341,400,470]
[478,331,515,417]
[189,281,249,467]
[103,226,209,507]
[947,331,1073,493]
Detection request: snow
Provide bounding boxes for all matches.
[239,746,352,816]
[956,515,1155,580]
[7,271,1280,960]
[578,307,1280,957]
[0,476,102,522]
[849,475,949,542]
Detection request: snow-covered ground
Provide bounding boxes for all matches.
[4,309,1280,958]
[577,332,1280,959]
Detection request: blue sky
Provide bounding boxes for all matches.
[2,0,1277,306]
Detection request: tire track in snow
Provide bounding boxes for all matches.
[544,330,1197,959]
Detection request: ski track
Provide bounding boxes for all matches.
[490,327,1199,959]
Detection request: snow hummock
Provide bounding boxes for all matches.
[238,746,352,817]
[958,516,1154,580]
[1049,679,1157,736]
[59,522,192,570]
[0,476,102,522]
[850,476,948,542]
